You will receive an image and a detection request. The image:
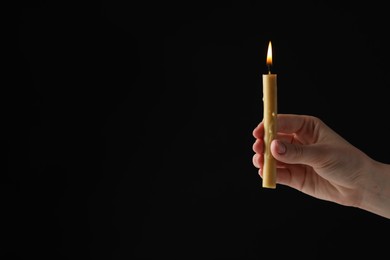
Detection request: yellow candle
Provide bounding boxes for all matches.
[262,41,277,189]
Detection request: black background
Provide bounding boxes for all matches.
[5,0,390,259]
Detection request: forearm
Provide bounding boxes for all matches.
[359,160,390,219]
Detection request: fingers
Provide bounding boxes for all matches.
[253,148,294,169]
[252,122,264,139]
[253,114,318,142]
[252,114,324,172]
[252,139,263,154]
[275,114,318,134]
[252,134,296,155]
[276,114,324,144]
[256,161,311,191]
[254,114,313,138]
[252,153,262,168]
[253,114,322,152]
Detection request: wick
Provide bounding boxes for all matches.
[267,64,271,74]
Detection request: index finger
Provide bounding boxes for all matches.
[252,121,264,139]
[276,114,319,135]
[253,114,312,138]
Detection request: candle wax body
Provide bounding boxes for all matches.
[262,74,277,188]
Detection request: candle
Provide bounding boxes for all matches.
[262,41,277,189]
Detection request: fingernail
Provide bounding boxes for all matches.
[277,141,287,155]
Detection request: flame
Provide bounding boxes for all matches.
[266,41,272,66]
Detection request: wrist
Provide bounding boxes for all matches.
[359,160,390,219]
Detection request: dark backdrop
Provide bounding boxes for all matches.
[6,1,390,259]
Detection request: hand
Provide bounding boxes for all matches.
[252,114,390,219]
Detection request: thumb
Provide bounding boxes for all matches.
[270,139,324,166]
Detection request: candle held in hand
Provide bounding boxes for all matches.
[262,41,277,188]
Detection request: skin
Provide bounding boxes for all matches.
[252,114,390,219]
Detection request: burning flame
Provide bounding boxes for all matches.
[266,41,272,66]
